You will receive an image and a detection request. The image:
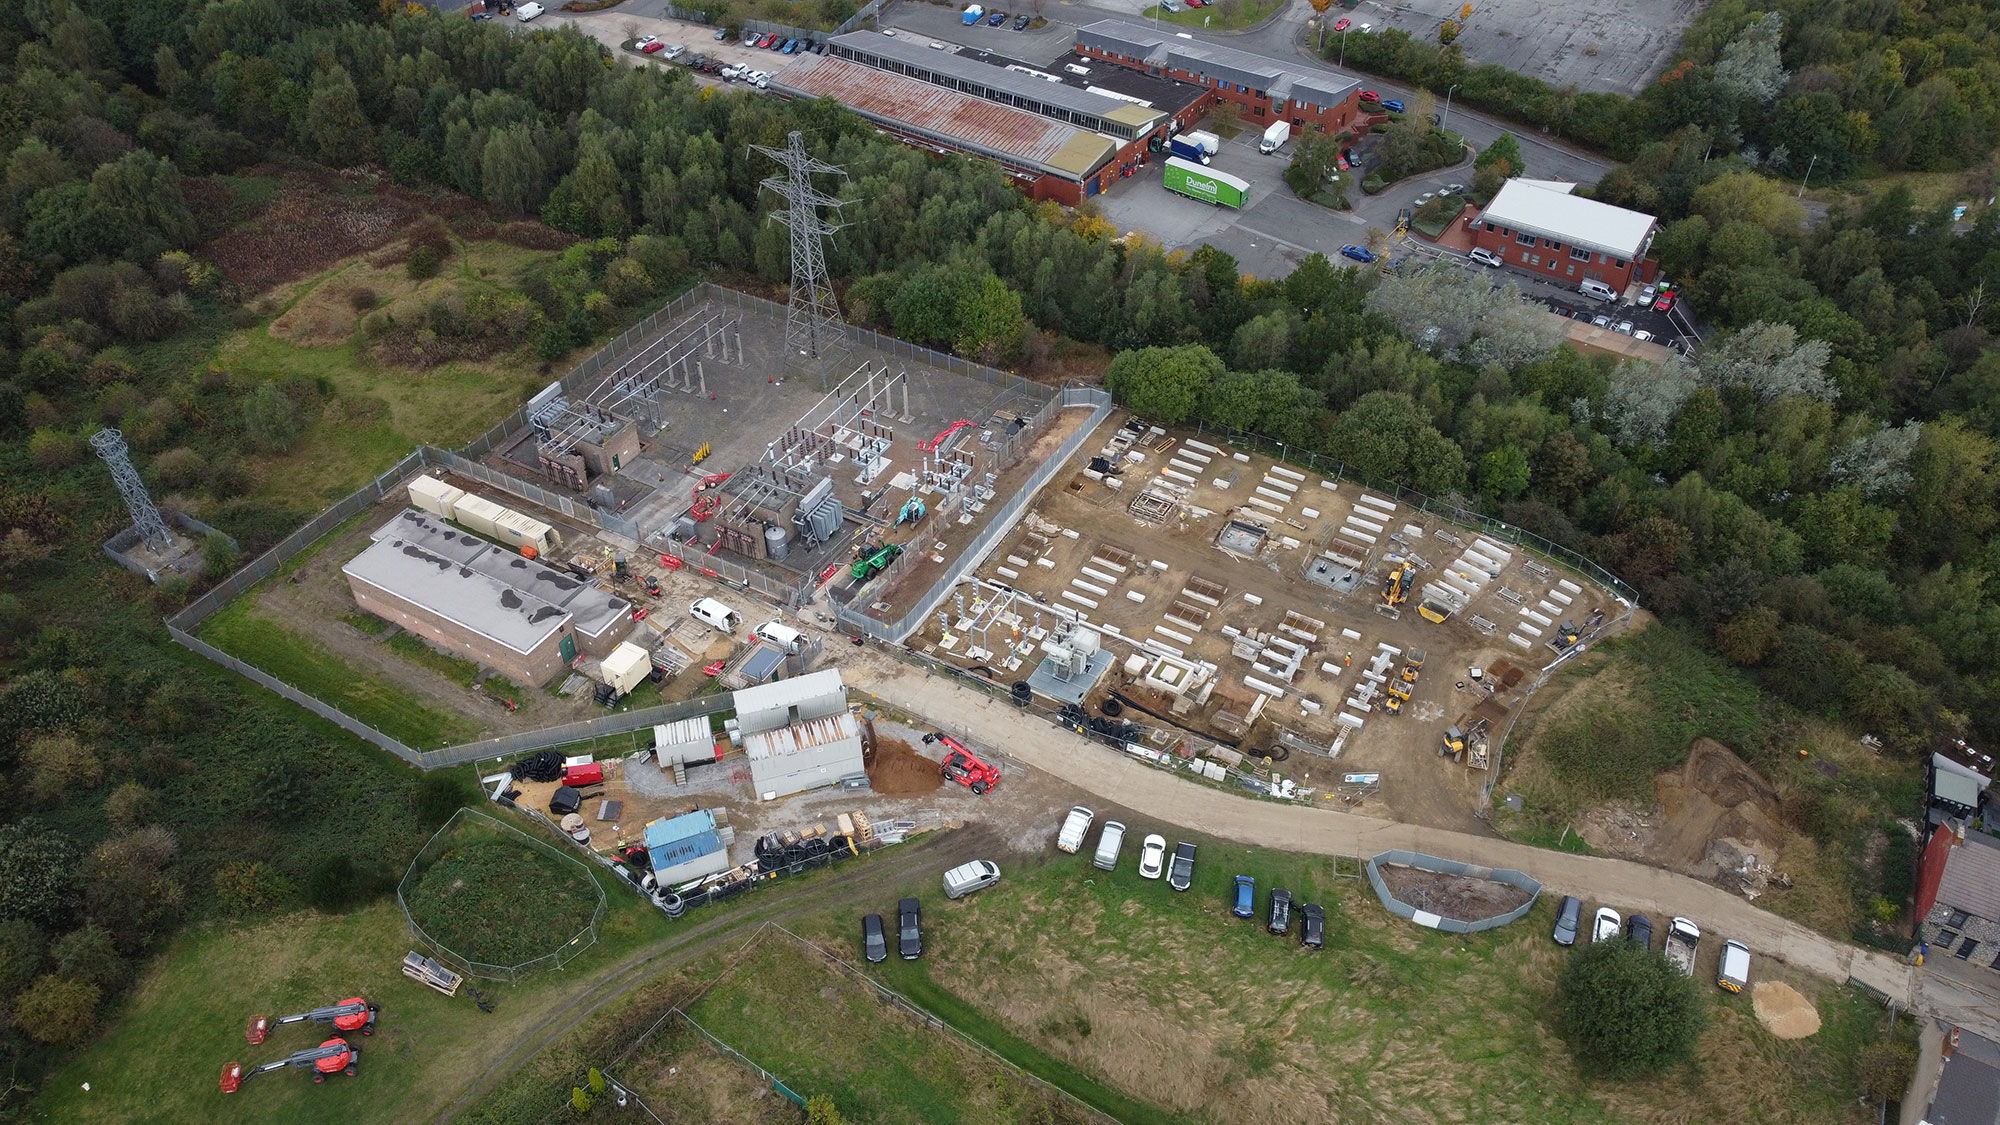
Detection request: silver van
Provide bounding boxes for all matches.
[1579,279,1619,303]
[1092,821,1127,871]
[943,860,1002,900]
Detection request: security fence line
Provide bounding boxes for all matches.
[396,808,607,983]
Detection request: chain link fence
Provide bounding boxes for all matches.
[396,808,607,982]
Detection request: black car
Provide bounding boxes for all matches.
[1299,902,1325,949]
[898,897,922,959]
[1626,913,1653,951]
[862,913,887,963]
[1267,888,1292,935]
[1552,894,1582,946]
[1013,12,1031,27]
[1168,842,1196,892]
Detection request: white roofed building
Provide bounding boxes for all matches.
[1469,178,1659,295]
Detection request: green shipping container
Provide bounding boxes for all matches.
[1163,157,1247,209]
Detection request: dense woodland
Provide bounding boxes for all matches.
[0,0,1997,1106]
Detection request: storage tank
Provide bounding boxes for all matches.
[601,642,652,696]
[407,476,464,520]
[451,494,508,539]
[764,524,790,560]
[493,509,559,556]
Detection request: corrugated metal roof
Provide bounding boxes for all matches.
[649,829,726,871]
[830,32,1165,137]
[733,668,845,720]
[1939,831,2000,924]
[654,715,711,753]
[1480,178,1657,260]
[644,808,717,850]
[743,710,861,760]
[771,55,1116,182]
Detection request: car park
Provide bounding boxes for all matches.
[782,39,799,53]
[1232,875,1255,918]
[898,898,923,959]
[744,31,760,46]
[1634,329,1654,342]
[1138,834,1167,879]
[1627,914,1654,950]
[988,10,1006,24]
[1299,902,1325,948]
[1615,320,1635,335]
[1333,17,1350,30]
[1340,245,1375,263]
[1469,247,1503,268]
[1552,895,1582,945]
[1382,99,1405,113]
[759,33,778,47]
[1014,12,1031,27]
[862,913,887,963]
[1168,842,1197,891]
[1591,313,1612,328]
[1592,906,1621,943]
[1267,888,1292,935]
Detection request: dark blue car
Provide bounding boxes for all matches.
[1340,244,1375,264]
[987,10,1006,24]
[1232,875,1255,918]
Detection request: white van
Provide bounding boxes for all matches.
[753,620,804,655]
[943,860,1002,900]
[516,1,544,19]
[1717,939,1751,993]
[1092,821,1127,871]
[1579,279,1619,303]
[688,597,740,634]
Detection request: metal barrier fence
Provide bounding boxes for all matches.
[840,387,1114,642]
[672,1011,808,1106]
[1364,849,1543,934]
[657,535,812,607]
[395,808,607,982]
[425,691,737,768]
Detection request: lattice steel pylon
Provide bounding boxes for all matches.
[752,131,851,362]
[91,428,173,551]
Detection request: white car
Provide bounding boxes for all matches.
[1468,247,1503,268]
[1592,906,1622,943]
[663,44,686,59]
[719,65,741,80]
[1633,329,1654,342]
[516,1,543,19]
[1444,182,1465,194]
[1137,834,1168,880]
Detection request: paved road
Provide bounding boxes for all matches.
[845,652,1919,1004]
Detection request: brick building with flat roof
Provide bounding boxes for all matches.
[1074,21,1365,140]
[1469,178,1659,294]
[341,509,633,687]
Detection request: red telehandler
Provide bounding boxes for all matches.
[923,732,1001,794]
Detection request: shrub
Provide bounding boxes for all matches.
[0,919,46,998]
[415,770,475,828]
[154,446,206,489]
[51,922,128,992]
[22,734,103,804]
[214,861,293,916]
[103,781,155,830]
[201,530,239,579]
[348,286,379,312]
[1557,941,1703,1078]
[406,243,443,281]
[13,974,101,1044]
[27,428,83,469]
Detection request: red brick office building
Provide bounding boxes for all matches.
[1470,178,1658,294]
[1075,20,1365,141]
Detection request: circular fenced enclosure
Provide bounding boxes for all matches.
[398,808,606,981]
[1365,850,1542,933]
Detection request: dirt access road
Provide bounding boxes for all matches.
[843,650,1920,1007]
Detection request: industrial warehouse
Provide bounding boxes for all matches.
[765,25,1364,204]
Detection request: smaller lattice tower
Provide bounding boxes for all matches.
[752,131,851,363]
[91,428,173,551]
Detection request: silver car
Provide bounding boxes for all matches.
[1615,320,1635,335]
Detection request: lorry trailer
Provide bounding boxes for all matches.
[1163,156,1248,209]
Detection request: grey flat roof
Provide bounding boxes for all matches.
[956,46,1210,117]
[344,536,568,656]
[830,31,1165,137]
[347,508,630,654]
[1074,20,1359,107]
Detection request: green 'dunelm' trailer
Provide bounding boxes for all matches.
[1163,156,1247,209]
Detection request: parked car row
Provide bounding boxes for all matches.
[1064,811,1325,950]
[742,31,828,54]
[1228,874,1325,947]
[1552,895,1750,992]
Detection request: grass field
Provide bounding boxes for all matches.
[198,595,478,748]
[681,934,1090,1124]
[803,840,1906,1125]
[386,631,481,687]
[405,829,601,967]
[32,859,670,1125]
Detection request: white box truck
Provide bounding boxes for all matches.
[1259,120,1291,154]
[1056,806,1094,853]
[1169,129,1219,164]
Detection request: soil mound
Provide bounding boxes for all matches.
[1377,864,1533,922]
[1580,739,1785,881]
[1752,981,1821,1039]
[864,735,942,797]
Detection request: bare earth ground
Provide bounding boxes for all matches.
[863,730,945,798]
[1376,863,1535,921]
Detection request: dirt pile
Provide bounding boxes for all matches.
[1376,864,1534,922]
[1751,981,1821,1039]
[864,735,942,797]
[1580,739,1785,889]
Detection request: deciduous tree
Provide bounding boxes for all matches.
[1557,941,1703,1079]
